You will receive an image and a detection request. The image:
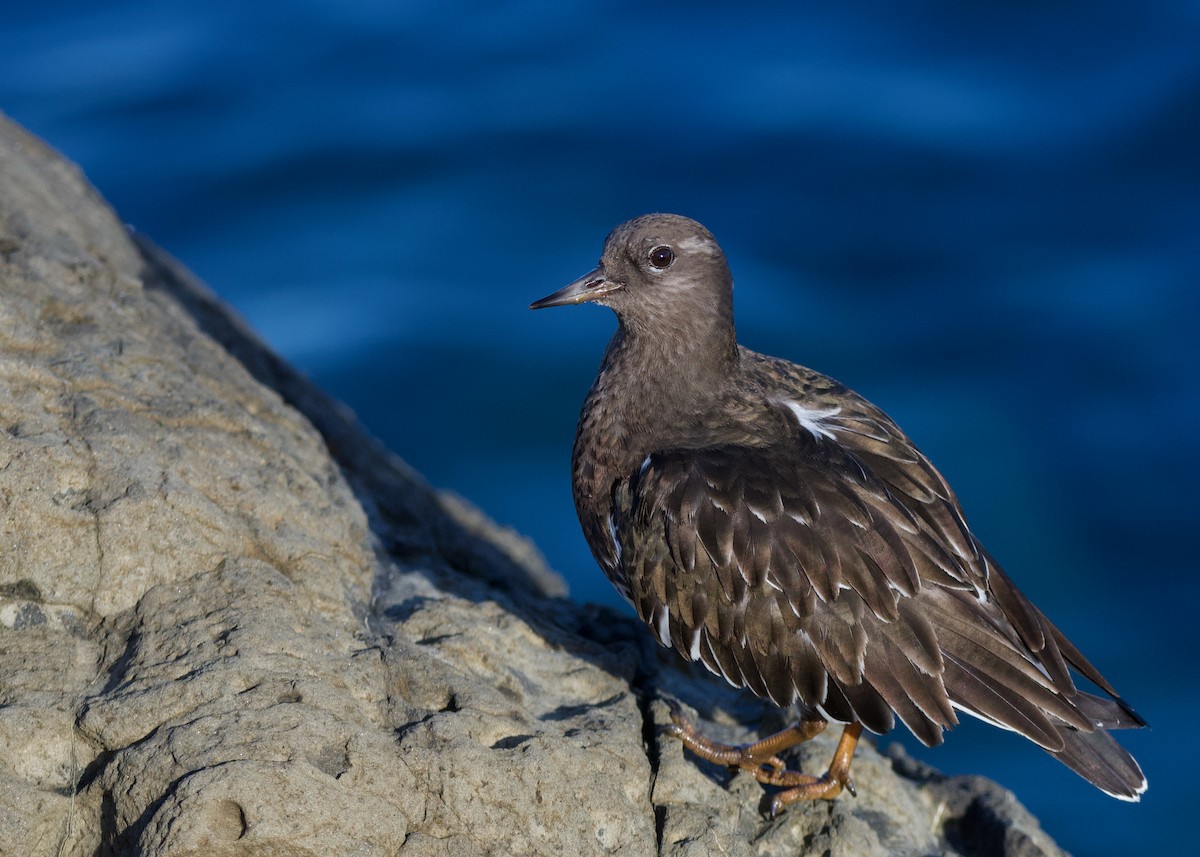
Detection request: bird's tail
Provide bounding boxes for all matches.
[1050,712,1148,801]
[928,584,1148,801]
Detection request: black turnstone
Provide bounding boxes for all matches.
[531,213,1147,814]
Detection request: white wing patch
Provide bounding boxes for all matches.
[776,399,842,441]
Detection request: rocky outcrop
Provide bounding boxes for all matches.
[0,112,1067,856]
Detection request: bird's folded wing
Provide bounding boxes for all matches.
[614,430,1134,747]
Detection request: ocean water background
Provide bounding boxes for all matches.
[3,2,1197,853]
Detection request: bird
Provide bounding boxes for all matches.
[530,213,1147,815]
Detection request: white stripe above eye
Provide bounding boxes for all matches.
[677,235,718,255]
[776,399,842,441]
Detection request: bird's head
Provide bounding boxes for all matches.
[531,213,734,335]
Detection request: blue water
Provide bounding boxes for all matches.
[4,2,1197,853]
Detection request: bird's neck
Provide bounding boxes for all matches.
[569,315,740,572]
[586,316,739,458]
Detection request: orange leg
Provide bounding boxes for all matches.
[663,702,863,816]
[766,722,862,815]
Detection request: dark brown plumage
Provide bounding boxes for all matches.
[531,213,1146,808]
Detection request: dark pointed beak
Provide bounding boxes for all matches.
[530,267,623,309]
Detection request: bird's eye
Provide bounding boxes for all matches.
[648,245,675,270]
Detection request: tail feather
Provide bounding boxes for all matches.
[926,587,1147,798]
[1051,723,1148,801]
[1072,690,1148,731]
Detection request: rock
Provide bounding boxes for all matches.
[0,111,1067,856]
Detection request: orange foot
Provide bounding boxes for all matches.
[662,701,862,816]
